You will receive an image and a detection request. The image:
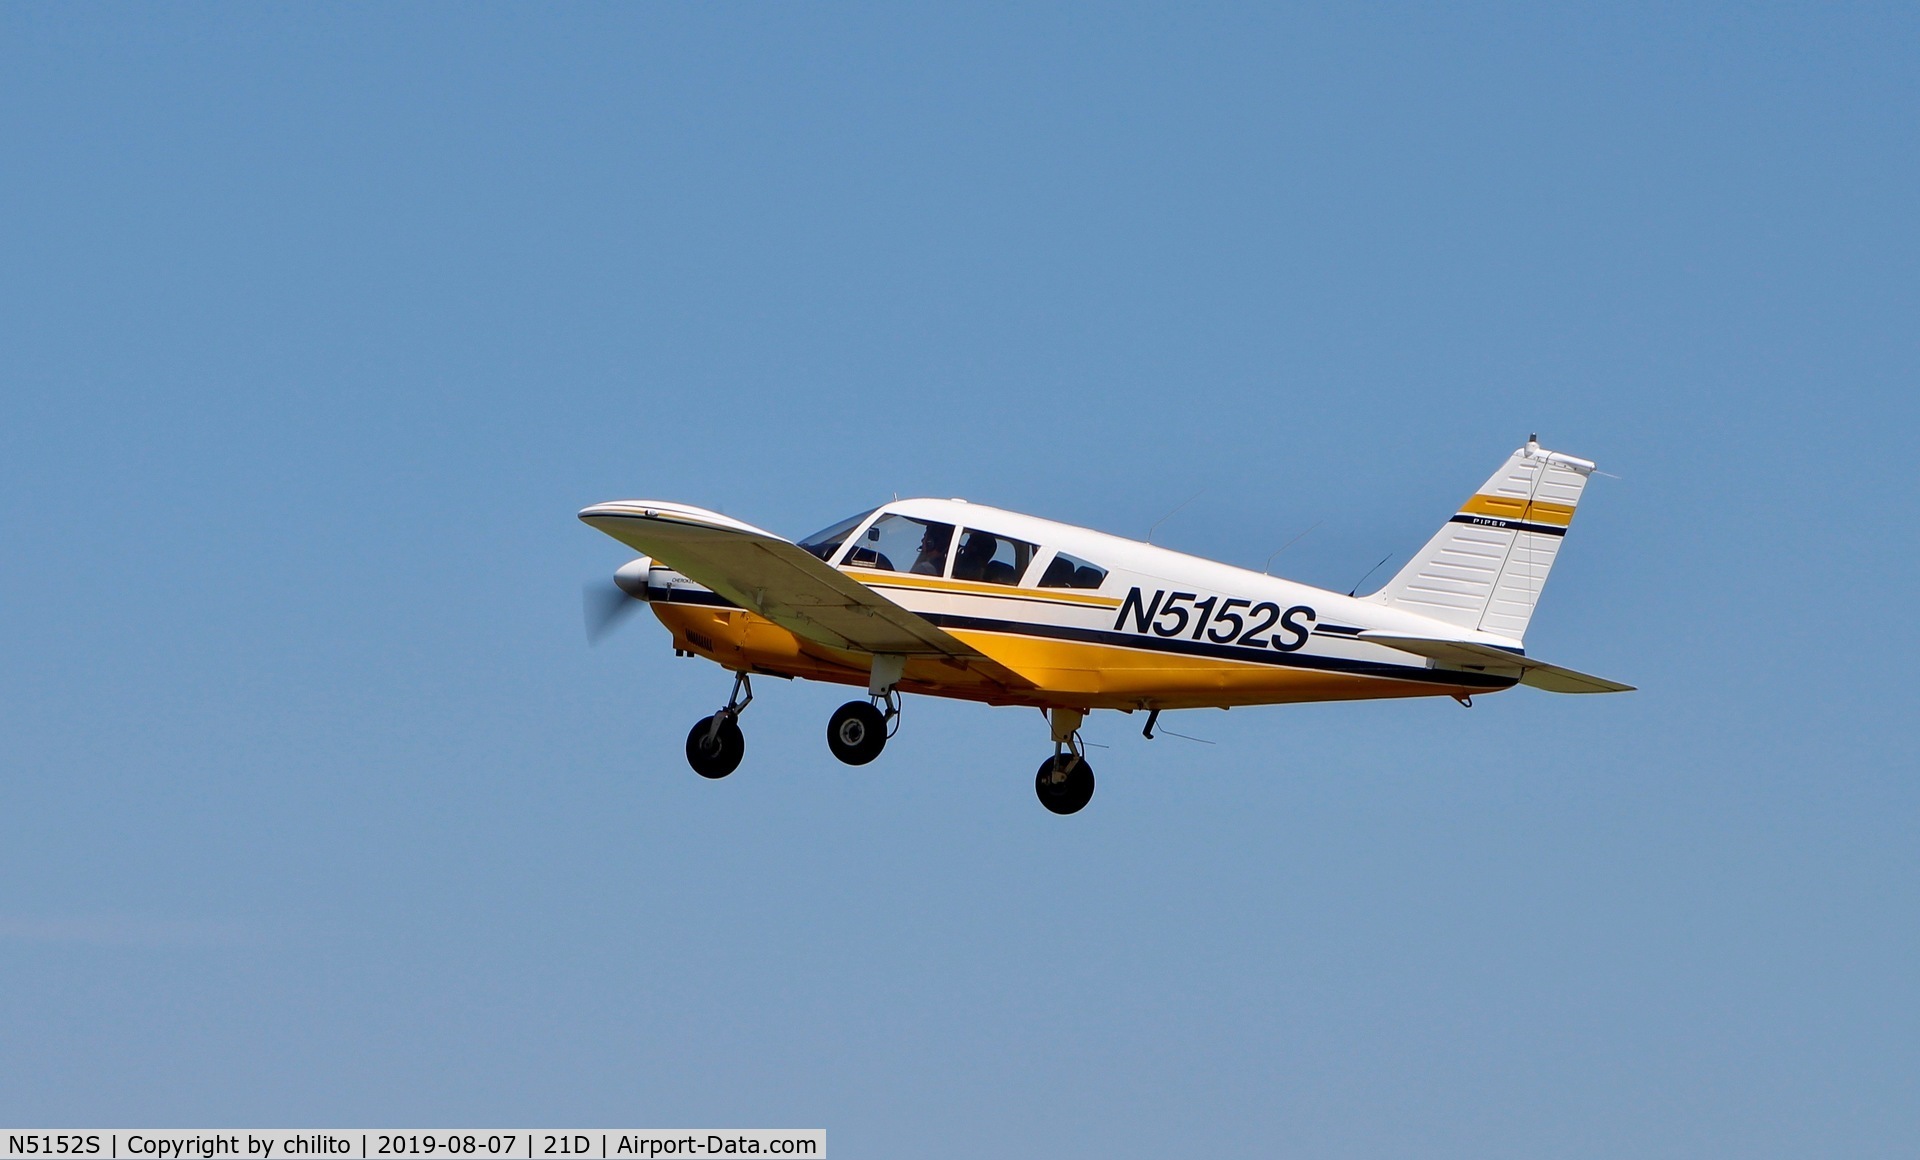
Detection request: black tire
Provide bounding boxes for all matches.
[686,715,745,779]
[1034,753,1095,815]
[826,701,888,765]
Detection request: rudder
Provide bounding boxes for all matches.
[1370,438,1597,641]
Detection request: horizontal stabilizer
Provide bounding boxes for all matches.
[1356,632,1635,694]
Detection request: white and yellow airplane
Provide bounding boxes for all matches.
[580,437,1631,814]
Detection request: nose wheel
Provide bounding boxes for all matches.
[686,672,752,779]
[686,716,745,778]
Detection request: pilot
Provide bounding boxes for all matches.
[911,524,951,575]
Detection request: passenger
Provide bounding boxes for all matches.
[954,532,996,581]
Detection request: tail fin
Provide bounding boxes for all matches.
[1371,438,1597,641]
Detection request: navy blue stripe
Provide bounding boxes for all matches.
[650,585,1517,689]
[1448,514,1568,537]
[647,586,737,608]
[1313,623,1527,657]
[863,580,1114,612]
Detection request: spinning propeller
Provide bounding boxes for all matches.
[583,557,652,644]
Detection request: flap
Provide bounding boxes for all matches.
[1356,632,1635,694]
[580,501,1032,686]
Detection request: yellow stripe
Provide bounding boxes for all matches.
[1457,493,1576,527]
[845,567,1123,608]
[947,630,1442,706]
[654,604,1485,710]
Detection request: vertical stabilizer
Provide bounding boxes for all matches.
[1370,438,1596,641]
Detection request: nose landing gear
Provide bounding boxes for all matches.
[1034,707,1095,815]
[686,671,752,779]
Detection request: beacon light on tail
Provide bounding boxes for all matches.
[579,438,1632,815]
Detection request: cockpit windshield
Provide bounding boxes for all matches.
[797,508,877,562]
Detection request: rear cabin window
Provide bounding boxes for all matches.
[1037,551,1108,590]
[953,528,1037,586]
[844,514,955,575]
[798,509,876,562]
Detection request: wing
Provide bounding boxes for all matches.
[580,501,1033,686]
[1356,632,1636,694]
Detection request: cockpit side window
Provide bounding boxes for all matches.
[797,508,877,563]
[953,528,1037,585]
[844,514,955,575]
[1037,551,1108,590]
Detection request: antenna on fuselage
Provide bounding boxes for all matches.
[1347,552,1394,597]
[1147,489,1203,545]
[1262,521,1322,575]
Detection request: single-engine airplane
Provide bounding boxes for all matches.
[580,437,1631,814]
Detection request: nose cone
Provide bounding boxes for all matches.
[614,557,652,600]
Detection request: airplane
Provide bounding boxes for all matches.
[580,437,1632,815]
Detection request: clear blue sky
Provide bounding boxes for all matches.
[3,5,1916,1155]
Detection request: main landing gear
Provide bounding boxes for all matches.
[827,698,893,764]
[681,666,1099,816]
[1034,707,1095,816]
[827,654,902,766]
[685,671,752,779]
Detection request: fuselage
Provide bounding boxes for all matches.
[640,498,1522,713]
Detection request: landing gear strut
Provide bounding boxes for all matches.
[1035,707,1095,815]
[827,654,903,766]
[686,671,752,779]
